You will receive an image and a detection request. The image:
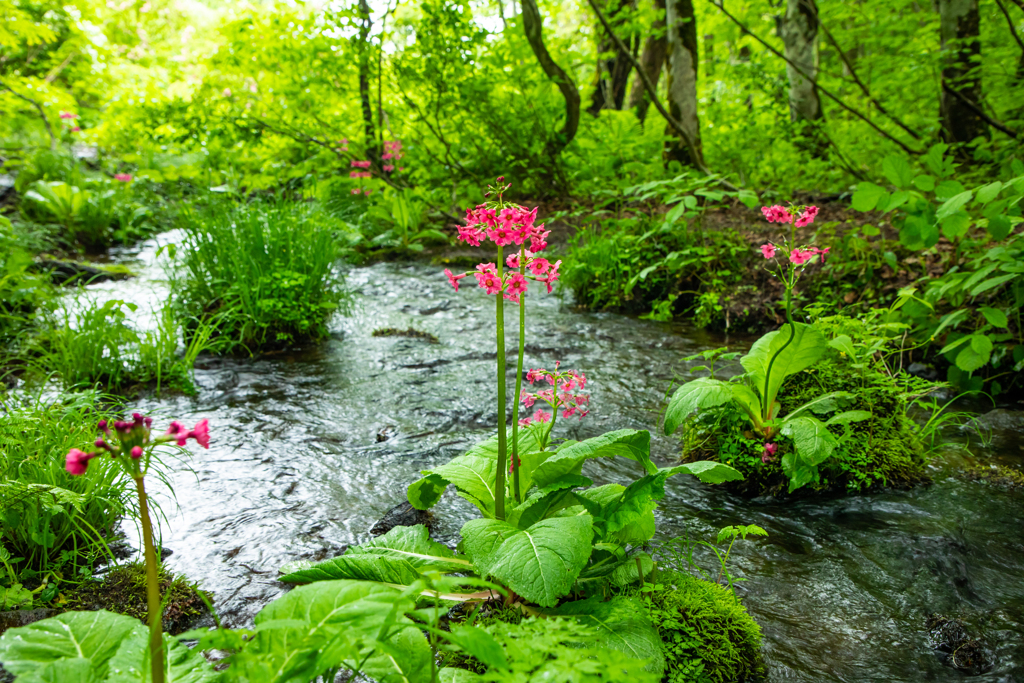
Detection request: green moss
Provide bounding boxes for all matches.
[622,572,764,683]
[963,462,1024,488]
[59,562,211,635]
[372,327,440,343]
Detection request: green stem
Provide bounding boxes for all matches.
[510,249,526,503]
[134,475,165,683]
[494,244,507,521]
[761,274,796,423]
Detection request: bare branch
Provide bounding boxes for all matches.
[994,0,1024,54]
[0,82,56,150]
[942,83,1019,139]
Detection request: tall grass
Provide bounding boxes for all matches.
[0,392,133,582]
[172,197,349,353]
[28,294,211,395]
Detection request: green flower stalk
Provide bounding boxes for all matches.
[66,414,210,683]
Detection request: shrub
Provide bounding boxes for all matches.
[172,198,350,353]
[627,571,764,683]
[0,393,133,592]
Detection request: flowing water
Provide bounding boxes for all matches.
[84,234,1024,682]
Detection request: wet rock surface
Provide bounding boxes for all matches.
[370,500,433,536]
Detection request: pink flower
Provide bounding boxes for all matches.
[130,446,143,459]
[506,272,528,297]
[528,258,550,275]
[760,244,776,259]
[487,225,515,247]
[457,226,484,246]
[71,126,81,132]
[166,421,185,436]
[222,88,232,97]
[526,368,543,384]
[444,268,467,291]
[532,410,551,423]
[761,442,778,464]
[789,248,813,266]
[539,260,561,293]
[518,416,534,426]
[59,111,78,119]
[66,449,96,475]
[506,253,520,269]
[383,164,395,172]
[351,160,372,169]
[475,269,503,295]
[190,419,210,449]
[520,389,536,407]
[761,205,793,224]
[351,188,361,195]
[114,174,132,182]
[812,246,830,263]
[382,153,393,160]
[364,189,373,195]
[795,206,819,228]
[563,406,576,418]
[529,227,550,253]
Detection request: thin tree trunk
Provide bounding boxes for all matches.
[782,0,823,123]
[357,0,378,161]
[627,0,667,124]
[663,0,704,167]
[588,0,637,114]
[939,0,986,144]
[521,0,581,154]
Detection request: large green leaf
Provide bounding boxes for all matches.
[461,515,594,607]
[540,596,665,675]
[106,631,222,683]
[506,474,591,529]
[0,610,139,681]
[779,415,838,494]
[531,430,654,489]
[663,378,737,435]
[278,554,423,585]
[741,323,827,412]
[346,524,472,573]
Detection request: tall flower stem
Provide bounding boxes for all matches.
[510,249,526,503]
[761,269,797,424]
[494,244,507,521]
[134,475,166,683]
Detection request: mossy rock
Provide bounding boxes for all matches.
[682,353,932,496]
[58,562,210,635]
[623,572,764,683]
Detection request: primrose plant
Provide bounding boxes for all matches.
[271,177,743,680]
[665,204,870,492]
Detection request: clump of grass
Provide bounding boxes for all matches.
[26,294,210,395]
[61,562,211,635]
[622,571,765,683]
[0,392,133,584]
[372,327,439,343]
[172,197,350,353]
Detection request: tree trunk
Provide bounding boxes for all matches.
[663,0,704,167]
[939,0,986,144]
[357,0,377,160]
[627,0,667,124]
[782,0,823,123]
[522,0,581,154]
[588,0,636,114]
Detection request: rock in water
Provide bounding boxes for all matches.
[370,501,432,536]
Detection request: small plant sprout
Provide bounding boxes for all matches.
[65,413,210,683]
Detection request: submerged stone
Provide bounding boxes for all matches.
[370,500,432,536]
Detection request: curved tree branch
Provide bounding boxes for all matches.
[521,0,581,155]
[0,82,56,150]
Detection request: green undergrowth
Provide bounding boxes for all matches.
[681,317,942,496]
[623,572,764,683]
[172,197,351,354]
[59,562,210,636]
[0,393,133,604]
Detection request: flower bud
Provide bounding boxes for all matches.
[496,176,505,183]
[130,446,143,459]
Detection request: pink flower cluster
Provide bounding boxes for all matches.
[337,138,349,152]
[114,173,132,182]
[59,111,78,120]
[381,141,404,173]
[761,442,777,464]
[351,160,372,169]
[350,187,373,195]
[760,242,830,265]
[66,413,210,476]
[519,363,590,424]
[350,171,372,179]
[762,204,818,228]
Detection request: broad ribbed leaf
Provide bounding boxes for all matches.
[461,515,594,607]
[781,416,837,467]
[741,323,826,411]
[825,410,872,426]
[664,378,736,435]
[278,554,422,585]
[0,610,139,681]
[531,430,653,489]
[506,474,591,529]
[347,524,472,573]
[27,659,99,683]
[541,597,665,674]
[106,631,222,683]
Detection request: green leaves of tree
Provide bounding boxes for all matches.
[461,515,594,607]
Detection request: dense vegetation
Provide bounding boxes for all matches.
[1,0,1021,680]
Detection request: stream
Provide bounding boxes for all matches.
[83,233,1024,682]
